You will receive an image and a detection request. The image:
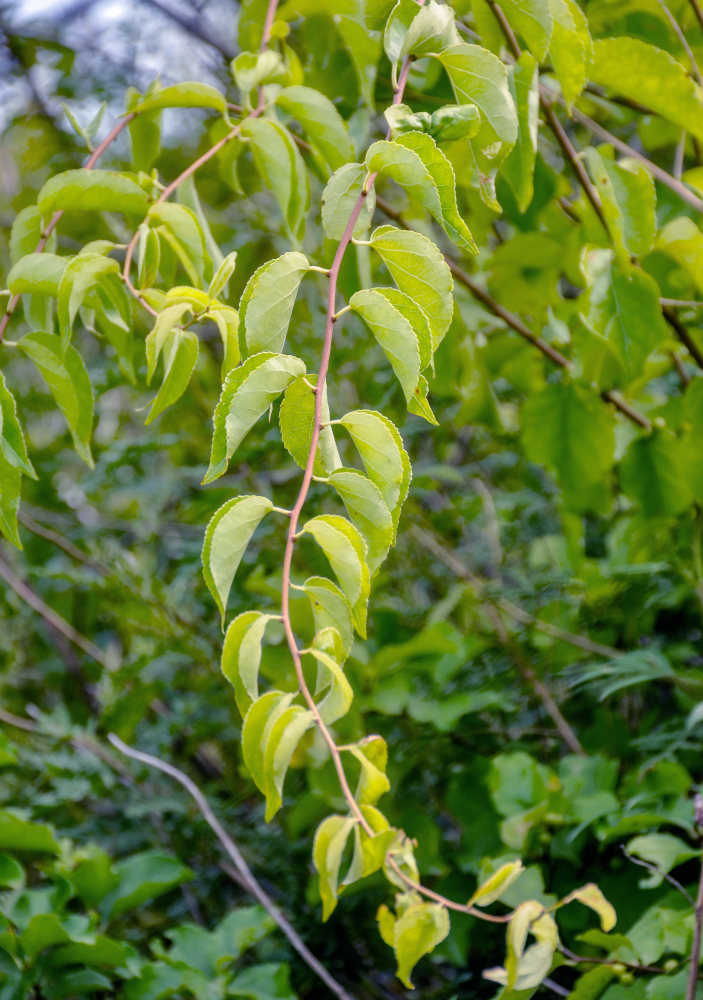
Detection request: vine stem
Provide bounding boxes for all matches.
[0,113,135,342]
[277,4,511,924]
[686,797,703,1000]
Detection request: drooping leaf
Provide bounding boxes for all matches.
[350,288,422,409]
[589,37,703,142]
[329,468,394,574]
[132,81,227,114]
[500,0,552,61]
[201,495,273,623]
[469,860,525,907]
[145,329,199,424]
[321,163,376,240]
[279,375,341,476]
[19,333,94,467]
[313,815,355,920]
[149,203,206,286]
[145,303,193,382]
[242,691,294,795]
[275,86,354,171]
[438,44,518,156]
[208,250,238,300]
[560,884,616,931]
[369,225,453,349]
[38,169,150,218]
[305,645,354,724]
[303,514,370,637]
[302,576,354,659]
[584,149,656,258]
[548,0,591,108]
[221,611,277,715]
[261,704,314,820]
[0,373,36,479]
[57,252,119,348]
[0,461,22,549]
[241,118,310,241]
[502,53,539,213]
[204,352,306,483]
[377,895,450,989]
[338,409,412,534]
[345,736,391,806]
[240,252,309,356]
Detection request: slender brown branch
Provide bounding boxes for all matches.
[559,943,672,976]
[18,510,108,575]
[108,734,356,1000]
[621,845,695,906]
[0,552,107,667]
[662,305,703,369]
[686,797,703,1000]
[0,114,135,342]
[691,0,703,33]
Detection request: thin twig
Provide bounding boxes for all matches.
[0,552,107,667]
[559,943,671,976]
[621,845,695,906]
[18,511,108,575]
[656,0,703,83]
[108,734,356,1000]
[686,797,703,1000]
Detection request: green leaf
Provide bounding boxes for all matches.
[132,81,227,114]
[438,44,518,156]
[329,468,394,574]
[206,303,241,375]
[279,375,341,477]
[321,163,376,240]
[38,169,150,217]
[19,333,94,467]
[262,705,314,820]
[338,409,412,535]
[548,0,591,108]
[385,0,423,69]
[208,250,237,300]
[0,812,59,853]
[0,461,22,548]
[275,86,354,171]
[201,495,273,623]
[302,576,354,659]
[204,352,305,483]
[7,253,67,296]
[304,647,353,724]
[500,903,558,990]
[57,252,119,349]
[560,884,616,931]
[589,37,703,142]
[377,896,450,989]
[242,691,295,795]
[656,217,703,295]
[232,50,289,102]
[346,736,391,805]
[369,225,453,350]
[221,611,277,715]
[369,134,477,252]
[241,118,310,241]
[0,373,36,479]
[149,203,206,286]
[499,0,552,61]
[398,1,460,59]
[469,860,525,907]
[521,381,615,514]
[146,303,193,382]
[313,815,355,920]
[502,53,539,213]
[240,252,309,355]
[137,224,161,289]
[619,430,693,517]
[0,854,24,889]
[429,103,481,142]
[582,252,668,384]
[303,514,370,637]
[350,288,423,409]
[626,834,701,888]
[584,149,656,258]
[102,852,192,919]
[9,207,52,264]
[145,329,199,424]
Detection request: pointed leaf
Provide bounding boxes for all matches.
[304,647,353,724]
[132,81,227,114]
[276,86,354,171]
[350,288,422,408]
[279,375,342,477]
[242,691,294,794]
[149,203,206,285]
[313,815,356,920]
[329,468,394,574]
[262,705,314,820]
[303,514,370,637]
[469,860,524,907]
[240,252,309,355]
[208,250,238,300]
[201,495,273,623]
[204,353,306,483]
[241,118,310,240]
[57,252,119,349]
[584,149,656,258]
[19,332,94,466]
[146,303,192,382]
[0,373,36,479]
[346,736,391,806]
[38,169,150,217]
[321,163,376,240]
[560,884,616,931]
[439,44,518,155]
[548,0,591,108]
[302,576,354,659]
[502,53,539,212]
[145,329,199,424]
[339,409,411,534]
[378,898,450,989]
[221,611,277,716]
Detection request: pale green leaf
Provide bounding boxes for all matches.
[656,217,703,295]
[560,884,616,931]
[132,81,227,114]
[620,430,693,517]
[500,0,552,61]
[146,303,192,382]
[302,576,354,659]
[521,381,615,514]
[149,203,206,286]
[206,303,241,375]
[9,206,51,265]
[329,468,394,574]
[137,224,161,289]
[262,705,314,820]
[38,169,150,217]
[145,329,199,424]
[276,86,354,171]
[242,691,294,795]
[204,352,306,483]
[279,375,341,477]
[438,43,518,155]
[338,408,412,534]
[502,53,539,213]
[0,462,22,549]
[398,1,461,58]
[208,250,238,300]
[57,252,119,348]
[346,736,391,806]
[350,288,422,409]
[385,0,422,69]
[240,252,309,355]
[304,647,353,724]
[313,815,355,920]
[0,373,36,479]
[7,253,67,296]
[201,495,273,623]
[584,150,656,258]
[321,163,376,240]
[19,332,94,467]
[221,611,277,716]
[548,0,591,108]
[241,118,310,240]
[590,37,703,142]
[469,860,525,907]
[303,514,370,637]
[429,103,481,142]
[369,225,453,349]
[378,897,450,989]
[232,50,289,101]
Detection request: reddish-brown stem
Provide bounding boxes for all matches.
[0,113,135,342]
[260,0,279,51]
